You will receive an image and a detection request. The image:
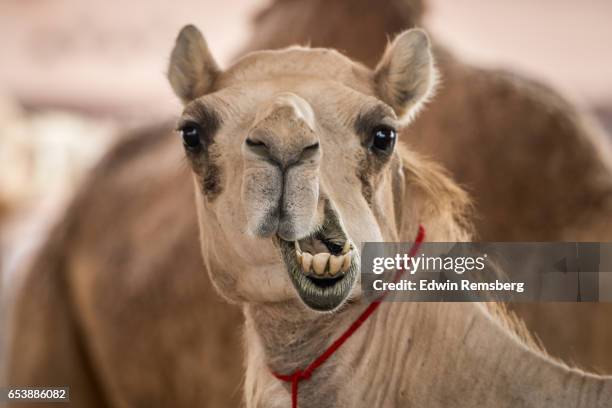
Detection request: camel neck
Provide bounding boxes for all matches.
[356,302,612,407]
[243,300,375,408]
[243,301,611,407]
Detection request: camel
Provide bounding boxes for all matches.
[163,24,612,407]
[244,0,612,372]
[4,0,612,406]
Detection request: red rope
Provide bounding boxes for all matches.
[271,225,426,408]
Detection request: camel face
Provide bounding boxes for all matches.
[168,25,435,311]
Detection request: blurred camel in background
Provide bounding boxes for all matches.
[3,0,612,406]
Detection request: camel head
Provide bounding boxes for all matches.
[167,25,436,311]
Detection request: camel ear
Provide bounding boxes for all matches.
[168,25,220,104]
[374,29,436,120]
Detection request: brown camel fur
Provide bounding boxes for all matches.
[3,1,612,407]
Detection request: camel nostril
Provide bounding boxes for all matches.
[245,138,272,160]
[245,138,267,148]
[299,142,320,161]
[304,142,319,152]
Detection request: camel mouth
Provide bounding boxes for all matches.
[277,207,359,311]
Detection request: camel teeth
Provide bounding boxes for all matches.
[342,241,351,254]
[301,252,313,273]
[312,253,330,275]
[294,240,302,254]
[341,252,352,272]
[329,255,343,275]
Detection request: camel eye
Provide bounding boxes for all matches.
[371,126,397,154]
[180,123,202,151]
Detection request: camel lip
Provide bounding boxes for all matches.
[277,209,359,312]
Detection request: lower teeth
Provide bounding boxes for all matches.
[296,247,352,277]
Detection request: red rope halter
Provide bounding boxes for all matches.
[271,225,426,408]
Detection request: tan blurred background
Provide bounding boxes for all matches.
[1,0,611,291]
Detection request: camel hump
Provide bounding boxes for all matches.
[244,0,426,67]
